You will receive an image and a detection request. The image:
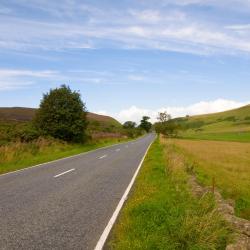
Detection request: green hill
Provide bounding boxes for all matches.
[175,104,250,142]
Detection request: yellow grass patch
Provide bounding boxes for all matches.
[169,138,250,219]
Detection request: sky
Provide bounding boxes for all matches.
[0,0,250,123]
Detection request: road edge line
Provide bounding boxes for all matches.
[94,135,156,250]
[0,136,146,177]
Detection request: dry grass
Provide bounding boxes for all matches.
[0,138,64,164]
[170,139,250,219]
[0,137,128,175]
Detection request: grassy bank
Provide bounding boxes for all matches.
[108,138,232,250]
[0,137,129,175]
[175,105,250,143]
[170,139,250,220]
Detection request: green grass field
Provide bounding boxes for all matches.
[176,105,250,142]
[108,138,232,250]
[0,137,129,175]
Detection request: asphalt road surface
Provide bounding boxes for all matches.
[0,134,155,250]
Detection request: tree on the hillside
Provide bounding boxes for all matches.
[155,111,179,137]
[139,116,152,133]
[157,111,171,123]
[34,85,88,142]
[123,121,137,129]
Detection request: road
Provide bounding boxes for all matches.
[0,134,155,250]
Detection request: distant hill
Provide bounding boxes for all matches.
[0,107,36,121]
[0,107,121,131]
[175,104,250,142]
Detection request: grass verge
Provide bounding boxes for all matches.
[108,137,232,250]
[0,137,129,175]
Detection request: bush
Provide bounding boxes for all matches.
[14,124,40,142]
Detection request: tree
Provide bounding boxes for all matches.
[34,85,88,142]
[139,116,152,133]
[122,121,138,138]
[123,121,137,129]
[157,111,171,122]
[155,111,179,137]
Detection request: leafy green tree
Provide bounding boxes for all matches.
[155,111,179,137]
[122,121,138,138]
[139,116,152,133]
[34,85,88,142]
[123,121,137,129]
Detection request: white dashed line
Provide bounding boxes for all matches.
[54,168,75,178]
[115,148,120,152]
[99,155,107,159]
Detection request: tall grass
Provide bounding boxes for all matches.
[108,138,232,250]
[171,139,250,220]
[0,137,128,175]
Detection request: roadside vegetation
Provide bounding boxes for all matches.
[170,139,250,220]
[108,137,232,250]
[0,137,129,175]
[0,85,146,175]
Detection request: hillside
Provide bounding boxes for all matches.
[0,107,122,144]
[175,104,250,142]
[0,107,121,128]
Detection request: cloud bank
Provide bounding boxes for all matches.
[96,99,249,124]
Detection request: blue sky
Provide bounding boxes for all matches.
[1,0,250,122]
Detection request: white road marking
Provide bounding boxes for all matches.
[54,168,75,178]
[94,136,156,250]
[115,148,120,152]
[99,155,107,159]
[125,145,129,148]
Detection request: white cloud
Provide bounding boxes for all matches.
[0,69,58,78]
[130,10,162,23]
[0,81,34,91]
[226,24,250,31]
[99,99,249,124]
[128,74,145,81]
[159,0,250,8]
[0,69,59,91]
[1,2,250,55]
[129,9,185,23]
